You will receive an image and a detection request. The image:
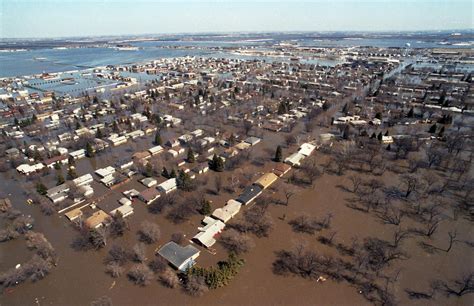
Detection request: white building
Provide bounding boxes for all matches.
[157,178,177,194]
[193,216,225,248]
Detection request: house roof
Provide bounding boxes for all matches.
[284,152,305,166]
[244,136,261,145]
[236,185,262,204]
[273,163,291,177]
[212,208,232,223]
[193,217,226,248]
[298,143,316,156]
[158,178,177,191]
[85,210,110,228]
[157,242,200,270]
[254,173,278,189]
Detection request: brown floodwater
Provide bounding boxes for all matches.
[1,121,472,306]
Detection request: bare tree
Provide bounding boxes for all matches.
[348,175,363,193]
[127,264,154,286]
[159,268,180,288]
[184,275,209,296]
[433,272,474,297]
[400,174,419,198]
[171,232,186,246]
[392,227,410,248]
[132,243,147,263]
[283,187,295,205]
[105,262,124,278]
[138,221,160,244]
[445,230,458,253]
[219,229,255,254]
[214,176,223,194]
[147,255,167,274]
[91,296,113,306]
[105,244,129,265]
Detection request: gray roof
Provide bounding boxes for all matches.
[236,185,263,204]
[157,242,200,270]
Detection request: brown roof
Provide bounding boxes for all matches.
[273,163,291,177]
[254,173,278,189]
[139,188,161,202]
[84,210,110,228]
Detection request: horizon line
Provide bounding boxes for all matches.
[1,29,473,41]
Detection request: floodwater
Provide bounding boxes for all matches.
[2,35,472,78]
[1,112,473,305]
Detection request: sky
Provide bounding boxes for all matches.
[0,0,473,38]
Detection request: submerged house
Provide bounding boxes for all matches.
[236,185,263,205]
[193,216,225,248]
[211,199,242,223]
[157,178,177,194]
[157,241,200,271]
[254,173,278,190]
[139,188,161,205]
[284,152,305,167]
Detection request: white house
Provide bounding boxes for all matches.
[157,178,177,194]
[193,216,225,248]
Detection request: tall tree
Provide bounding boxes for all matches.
[274,145,283,162]
[154,132,162,145]
[187,147,196,163]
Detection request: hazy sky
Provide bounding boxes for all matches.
[1,0,472,38]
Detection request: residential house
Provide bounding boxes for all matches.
[157,178,177,194]
[157,242,200,271]
[254,173,279,190]
[140,177,157,188]
[193,216,225,248]
[139,188,161,205]
[236,185,263,205]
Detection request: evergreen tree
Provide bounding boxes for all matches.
[211,154,224,172]
[161,167,169,178]
[145,163,153,177]
[377,132,383,141]
[407,107,414,118]
[53,162,61,170]
[384,130,389,136]
[86,142,95,157]
[154,132,162,145]
[187,147,195,163]
[342,125,350,140]
[342,103,348,114]
[200,198,211,216]
[438,126,445,137]
[96,128,103,139]
[177,170,193,191]
[33,149,42,161]
[274,145,283,162]
[36,183,47,195]
[169,169,177,178]
[112,121,119,133]
[56,173,65,186]
[228,134,236,146]
[67,167,78,180]
[428,123,437,134]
